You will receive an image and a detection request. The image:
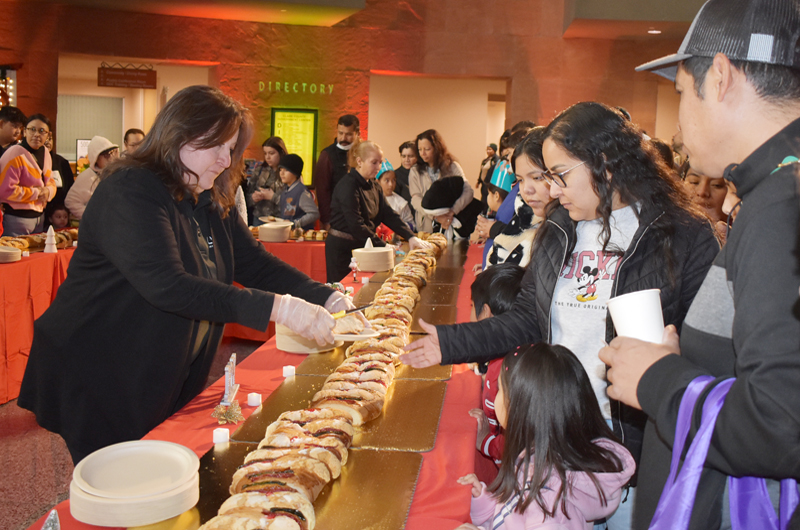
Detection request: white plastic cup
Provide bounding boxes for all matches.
[213,428,230,444]
[606,288,665,343]
[247,392,262,406]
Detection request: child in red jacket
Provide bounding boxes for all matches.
[468,263,525,483]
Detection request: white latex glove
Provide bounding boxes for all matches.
[272,294,335,346]
[408,236,434,251]
[324,291,355,313]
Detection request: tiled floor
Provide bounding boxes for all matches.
[0,336,263,530]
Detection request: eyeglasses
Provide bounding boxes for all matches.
[543,161,586,188]
[26,127,49,137]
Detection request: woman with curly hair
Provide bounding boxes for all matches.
[408,129,473,232]
[403,102,720,529]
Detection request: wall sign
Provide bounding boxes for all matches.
[98,67,157,89]
[259,81,334,95]
[271,108,319,187]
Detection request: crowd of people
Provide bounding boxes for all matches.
[0,112,145,236]
[5,0,800,528]
[400,0,800,529]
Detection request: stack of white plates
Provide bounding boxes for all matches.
[70,440,200,527]
[353,247,394,271]
[0,247,21,263]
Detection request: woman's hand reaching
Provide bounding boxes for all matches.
[400,319,442,367]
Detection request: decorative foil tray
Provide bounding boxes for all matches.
[427,267,464,285]
[293,344,452,381]
[231,376,447,452]
[436,239,469,267]
[418,283,459,306]
[411,305,458,332]
[368,270,392,284]
[196,442,423,529]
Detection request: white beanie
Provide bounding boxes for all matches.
[87,136,118,171]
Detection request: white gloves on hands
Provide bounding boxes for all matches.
[272,294,335,346]
[324,291,355,313]
[409,236,434,251]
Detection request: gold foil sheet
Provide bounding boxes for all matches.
[231,376,447,452]
[435,239,469,267]
[196,442,423,529]
[426,267,464,285]
[418,283,459,306]
[293,342,452,381]
[410,305,457,332]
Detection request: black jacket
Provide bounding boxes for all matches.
[635,117,800,529]
[329,168,415,245]
[438,203,719,468]
[18,167,333,457]
[314,141,350,224]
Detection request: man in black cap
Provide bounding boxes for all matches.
[313,114,360,229]
[600,0,800,528]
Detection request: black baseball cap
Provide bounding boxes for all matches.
[636,0,800,80]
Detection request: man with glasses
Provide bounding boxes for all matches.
[0,106,26,157]
[123,128,145,154]
[65,135,118,220]
[599,0,800,527]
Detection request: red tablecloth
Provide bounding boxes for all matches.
[0,248,75,404]
[29,245,485,530]
[223,240,328,342]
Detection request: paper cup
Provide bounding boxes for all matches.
[606,289,665,343]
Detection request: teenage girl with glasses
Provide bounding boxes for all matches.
[403,102,721,529]
[0,113,56,236]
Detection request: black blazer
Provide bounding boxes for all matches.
[18,167,333,457]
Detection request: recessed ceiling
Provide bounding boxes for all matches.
[31,0,365,26]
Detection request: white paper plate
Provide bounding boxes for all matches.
[73,440,199,499]
[334,329,380,342]
[70,472,199,527]
[0,247,21,263]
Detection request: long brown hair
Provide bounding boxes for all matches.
[105,85,253,216]
[491,344,624,517]
[537,101,707,283]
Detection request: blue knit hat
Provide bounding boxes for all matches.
[489,160,514,193]
[376,160,394,179]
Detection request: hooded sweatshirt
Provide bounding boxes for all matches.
[0,139,55,214]
[470,438,635,530]
[65,135,117,219]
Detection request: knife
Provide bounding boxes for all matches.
[331,304,372,319]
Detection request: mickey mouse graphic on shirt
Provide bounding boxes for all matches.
[569,266,601,302]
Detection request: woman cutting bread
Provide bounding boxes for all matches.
[17,86,355,464]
